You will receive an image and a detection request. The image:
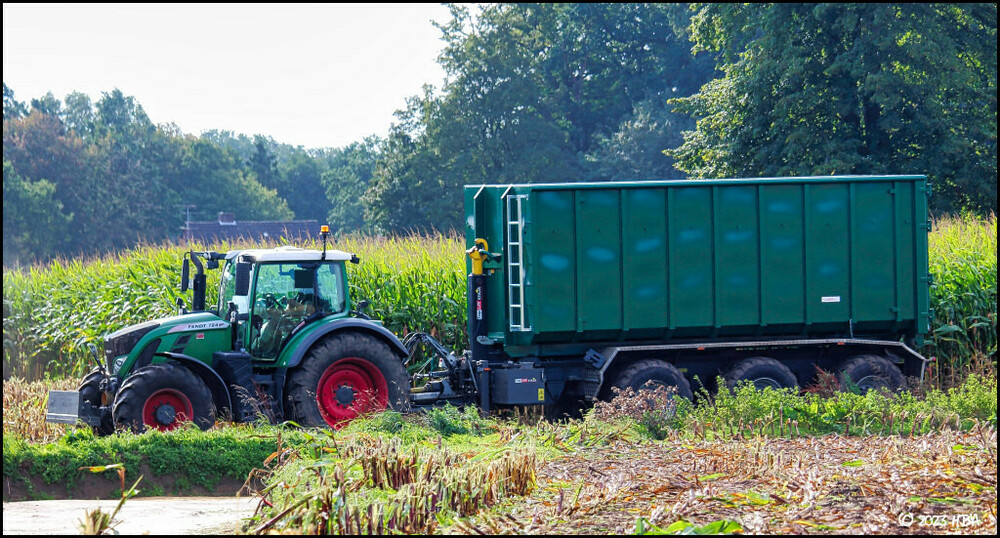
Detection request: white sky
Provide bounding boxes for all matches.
[2,3,453,149]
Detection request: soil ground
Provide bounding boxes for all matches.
[1,496,260,535]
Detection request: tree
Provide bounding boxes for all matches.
[3,109,94,255]
[29,92,61,116]
[87,89,178,249]
[3,83,28,120]
[62,91,95,138]
[279,150,326,223]
[669,3,997,215]
[178,138,292,226]
[320,136,381,235]
[2,159,73,265]
[366,3,716,233]
[248,135,281,191]
[587,91,692,180]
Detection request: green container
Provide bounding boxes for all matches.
[465,176,930,357]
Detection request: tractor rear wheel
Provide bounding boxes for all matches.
[112,363,216,433]
[79,367,114,435]
[285,333,409,429]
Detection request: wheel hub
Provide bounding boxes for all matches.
[753,377,782,390]
[142,389,193,431]
[855,375,887,393]
[155,404,177,425]
[335,385,355,407]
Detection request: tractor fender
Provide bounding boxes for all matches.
[283,319,409,370]
[154,352,233,417]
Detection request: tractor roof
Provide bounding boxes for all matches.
[227,246,353,263]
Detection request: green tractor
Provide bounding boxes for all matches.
[49,228,410,433]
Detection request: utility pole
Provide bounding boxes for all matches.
[176,204,196,244]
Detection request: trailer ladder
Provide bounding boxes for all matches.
[507,194,531,332]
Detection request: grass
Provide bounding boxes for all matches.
[2,420,312,501]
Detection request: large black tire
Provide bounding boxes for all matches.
[285,333,410,429]
[601,359,694,401]
[544,393,591,422]
[724,357,798,391]
[79,367,114,435]
[838,355,905,393]
[112,363,216,433]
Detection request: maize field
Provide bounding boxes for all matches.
[2,216,996,384]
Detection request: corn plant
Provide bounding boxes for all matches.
[3,234,467,381]
[4,218,995,384]
[925,213,997,385]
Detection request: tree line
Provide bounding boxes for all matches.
[4,3,995,266]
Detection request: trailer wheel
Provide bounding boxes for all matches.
[602,359,693,401]
[112,363,216,433]
[544,394,591,422]
[286,333,409,429]
[838,355,905,393]
[79,367,114,435]
[724,357,798,391]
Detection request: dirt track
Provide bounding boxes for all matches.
[1,496,260,535]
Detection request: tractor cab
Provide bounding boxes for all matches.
[218,247,352,360]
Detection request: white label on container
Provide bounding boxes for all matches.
[821,296,841,303]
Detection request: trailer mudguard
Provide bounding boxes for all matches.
[281,318,410,370]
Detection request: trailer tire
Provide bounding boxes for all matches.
[112,363,216,433]
[79,368,114,435]
[602,359,693,401]
[724,357,798,391]
[544,394,590,422]
[286,333,409,429]
[838,355,905,393]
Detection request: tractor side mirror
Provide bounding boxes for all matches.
[235,261,252,296]
[181,258,190,292]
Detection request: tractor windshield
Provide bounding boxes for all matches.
[248,261,346,359]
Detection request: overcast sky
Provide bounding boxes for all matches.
[3,3,453,149]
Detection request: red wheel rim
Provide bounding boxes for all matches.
[317,357,389,428]
[142,389,193,431]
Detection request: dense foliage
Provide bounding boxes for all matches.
[364,3,717,231]
[669,3,997,215]
[6,4,993,265]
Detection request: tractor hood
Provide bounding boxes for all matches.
[104,312,229,375]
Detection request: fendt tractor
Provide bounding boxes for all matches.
[48,175,933,433]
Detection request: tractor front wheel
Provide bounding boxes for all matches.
[286,333,409,429]
[112,363,216,433]
[79,367,114,435]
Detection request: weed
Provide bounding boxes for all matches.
[423,403,493,437]
[77,463,142,535]
[589,385,686,440]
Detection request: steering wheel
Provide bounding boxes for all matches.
[263,293,282,309]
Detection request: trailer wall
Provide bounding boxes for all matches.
[465,176,930,357]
